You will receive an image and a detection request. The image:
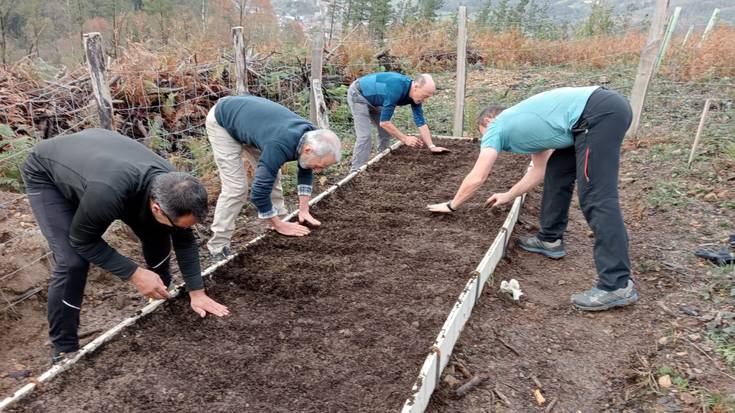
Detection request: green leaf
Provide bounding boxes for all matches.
[0,124,15,139]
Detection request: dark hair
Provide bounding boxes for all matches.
[476,105,507,129]
[150,172,208,222]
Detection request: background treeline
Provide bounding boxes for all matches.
[0,0,673,67]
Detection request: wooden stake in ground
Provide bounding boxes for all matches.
[311,79,330,129]
[687,98,712,167]
[83,32,114,130]
[309,32,324,125]
[452,6,468,138]
[654,6,681,73]
[627,0,670,138]
[232,26,248,95]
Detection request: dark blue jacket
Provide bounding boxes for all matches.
[357,72,426,127]
[215,96,315,218]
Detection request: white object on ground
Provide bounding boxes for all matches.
[500,279,523,301]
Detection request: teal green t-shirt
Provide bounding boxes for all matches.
[480,86,599,154]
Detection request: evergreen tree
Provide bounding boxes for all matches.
[477,0,492,26]
[489,0,508,31]
[577,0,615,37]
[0,0,19,64]
[417,0,443,22]
[144,0,175,45]
[368,0,391,43]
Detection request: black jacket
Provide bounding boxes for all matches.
[22,128,204,290]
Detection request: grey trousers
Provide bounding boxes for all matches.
[537,88,633,291]
[347,81,392,171]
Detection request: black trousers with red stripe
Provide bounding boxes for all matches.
[537,88,633,291]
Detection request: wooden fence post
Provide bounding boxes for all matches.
[83,32,114,130]
[699,8,720,47]
[232,26,248,95]
[311,79,330,129]
[654,6,681,73]
[452,6,468,138]
[627,0,670,138]
[688,99,712,167]
[309,33,324,125]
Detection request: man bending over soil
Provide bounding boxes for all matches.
[206,95,342,261]
[22,129,229,364]
[347,72,448,171]
[428,86,638,312]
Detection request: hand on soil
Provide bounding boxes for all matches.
[189,289,229,318]
[274,220,310,237]
[427,202,453,213]
[402,136,423,148]
[298,210,321,228]
[484,192,514,209]
[430,146,450,154]
[129,267,170,300]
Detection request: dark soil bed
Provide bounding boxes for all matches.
[10,139,526,412]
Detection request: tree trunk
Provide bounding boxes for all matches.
[328,0,336,44]
[201,0,207,33]
[0,13,6,65]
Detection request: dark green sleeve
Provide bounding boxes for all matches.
[171,229,204,291]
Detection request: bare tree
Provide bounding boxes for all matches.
[0,0,17,65]
[235,0,248,28]
[201,0,208,33]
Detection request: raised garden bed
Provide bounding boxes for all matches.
[7,139,526,412]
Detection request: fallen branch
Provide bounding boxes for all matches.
[493,386,511,407]
[455,375,489,397]
[496,335,521,356]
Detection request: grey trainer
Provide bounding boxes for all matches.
[211,245,232,262]
[571,279,639,311]
[517,234,566,259]
[52,350,78,364]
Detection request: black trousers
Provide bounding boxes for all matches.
[24,178,173,354]
[537,88,633,291]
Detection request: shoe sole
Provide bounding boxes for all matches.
[572,291,639,312]
[518,243,566,259]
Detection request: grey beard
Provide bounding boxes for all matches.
[298,157,308,169]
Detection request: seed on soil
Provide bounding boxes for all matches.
[658,375,672,388]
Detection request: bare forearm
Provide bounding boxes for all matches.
[298,195,310,212]
[451,174,485,208]
[379,121,407,141]
[417,125,433,147]
[507,167,545,198]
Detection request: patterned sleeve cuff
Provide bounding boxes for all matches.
[258,207,278,219]
[297,185,313,196]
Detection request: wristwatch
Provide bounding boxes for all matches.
[429,144,436,149]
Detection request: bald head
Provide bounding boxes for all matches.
[410,74,435,104]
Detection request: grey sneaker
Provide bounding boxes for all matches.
[211,245,232,262]
[52,350,78,364]
[517,234,566,259]
[571,280,639,311]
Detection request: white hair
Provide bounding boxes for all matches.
[302,129,342,163]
